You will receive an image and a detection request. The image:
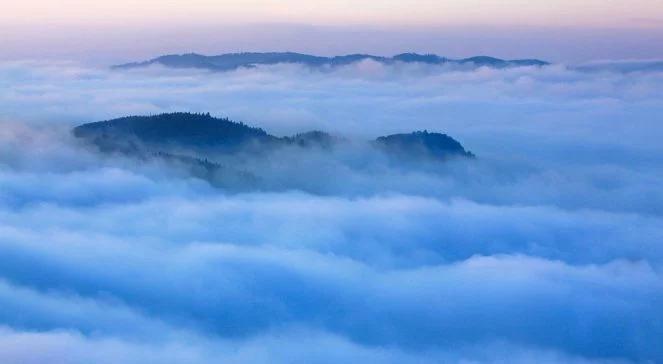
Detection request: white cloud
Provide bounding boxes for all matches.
[0,61,662,362]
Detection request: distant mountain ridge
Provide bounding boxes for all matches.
[113,52,549,71]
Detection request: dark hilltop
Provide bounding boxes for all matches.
[73,112,475,190]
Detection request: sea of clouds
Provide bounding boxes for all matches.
[1,59,662,363]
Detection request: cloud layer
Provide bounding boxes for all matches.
[1,61,662,363]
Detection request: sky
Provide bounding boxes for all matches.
[5,0,663,28]
[2,0,663,62]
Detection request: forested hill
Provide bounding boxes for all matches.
[73,112,475,160]
[73,112,276,149]
[376,131,475,159]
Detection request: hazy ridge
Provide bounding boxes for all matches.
[113,52,549,71]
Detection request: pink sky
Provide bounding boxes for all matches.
[2,0,663,63]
